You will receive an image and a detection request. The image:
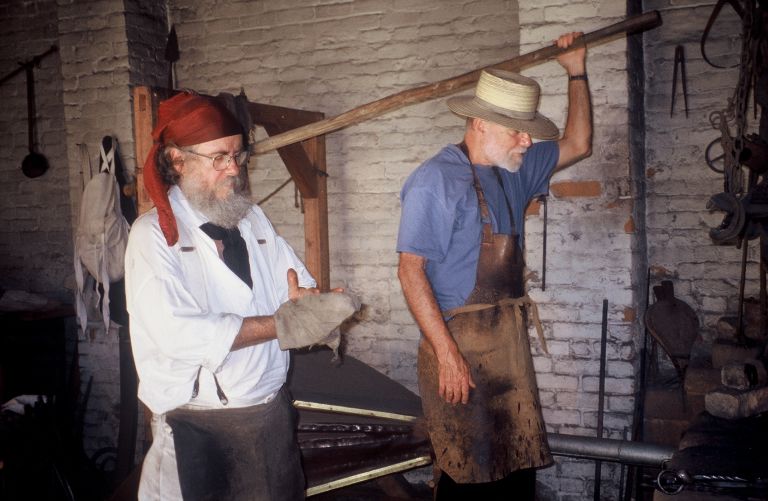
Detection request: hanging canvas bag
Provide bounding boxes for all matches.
[74,139,130,333]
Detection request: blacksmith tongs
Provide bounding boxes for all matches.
[671,45,689,117]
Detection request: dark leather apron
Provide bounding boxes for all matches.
[166,386,305,500]
[418,157,552,484]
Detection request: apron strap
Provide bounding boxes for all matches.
[470,164,494,245]
[443,295,549,355]
[459,142,494,245]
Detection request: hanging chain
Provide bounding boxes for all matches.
[732,0,755,174]
[716,0,756,196]
[711,109,741,193]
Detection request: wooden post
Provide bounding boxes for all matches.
[301,133,330,291]
[132,86,172,214]
[249,102,330,289]
[132,86,156,215]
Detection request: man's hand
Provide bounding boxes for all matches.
[398,252,477,405]
[287,268,343,302]
[277,270,357,355]
[435,343,476,405]
[555,31,586,76]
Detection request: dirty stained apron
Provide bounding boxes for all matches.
[418,160,553,484]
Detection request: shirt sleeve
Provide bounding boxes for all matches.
[396,170,455,263]
[518,140,560,200]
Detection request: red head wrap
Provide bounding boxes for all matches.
[143,92,243,246]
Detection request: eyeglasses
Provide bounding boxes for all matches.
[181,148,249,171]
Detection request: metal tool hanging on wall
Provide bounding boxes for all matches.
[0,45,58,178]
[594,298,609,501]
[670,45,689,118]
[704,0,767,342]
[165,25,179,90]
[705,0,762,244]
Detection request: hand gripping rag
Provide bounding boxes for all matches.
[274,292,360,356]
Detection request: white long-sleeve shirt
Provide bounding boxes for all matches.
[125,186,315,415]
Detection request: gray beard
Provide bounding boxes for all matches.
[497,156,523,172]
[481,142,524,172]
[180,175,253,229]
[490,151,523,172]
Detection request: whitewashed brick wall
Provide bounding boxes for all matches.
[0,0,70,302]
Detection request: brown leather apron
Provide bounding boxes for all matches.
[418,160,552,484]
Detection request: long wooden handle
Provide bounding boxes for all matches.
[252,11,661,155]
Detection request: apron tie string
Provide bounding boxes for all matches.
[443,295,548,355]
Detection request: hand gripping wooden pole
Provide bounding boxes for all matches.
[252,11,661,155]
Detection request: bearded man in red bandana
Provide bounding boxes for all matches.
[125,92,325,500]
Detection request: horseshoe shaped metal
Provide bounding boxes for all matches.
[707,192,746,243]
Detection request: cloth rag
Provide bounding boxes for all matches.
[274,292,359,356]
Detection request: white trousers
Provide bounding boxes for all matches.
[138,413,183,501]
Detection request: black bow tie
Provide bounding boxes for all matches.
[199,223,253,288]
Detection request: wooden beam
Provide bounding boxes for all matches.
[249,101,324,127]
[251,11,662,154]
[261,122,318,199]
[250,102,324,199]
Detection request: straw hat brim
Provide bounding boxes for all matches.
[447,96,560,140]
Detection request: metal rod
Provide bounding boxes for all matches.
[293,400,420,423]
[305,455,432,497]
[26,66,35,151]
[0,45,58,86]
[595,299,609,500]
[548,434,674,467]
[737,238,749,343]
[618,461,627,501]
[760,236,767,340]
[625,266,652,500]
[618,428,629,501]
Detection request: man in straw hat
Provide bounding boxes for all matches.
[125,91,355,500]
[397,32,591,498]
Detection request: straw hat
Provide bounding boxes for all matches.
[447,69,559,140]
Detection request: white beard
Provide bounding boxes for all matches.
[496,155,523,172]
[180,171,253,229]
[485,144,524,172]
